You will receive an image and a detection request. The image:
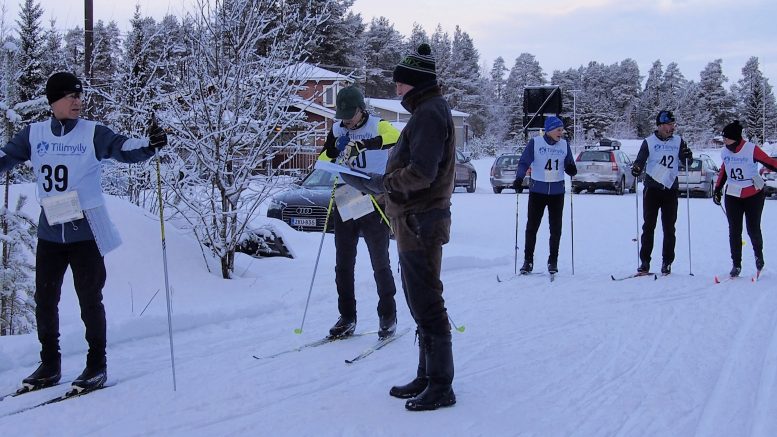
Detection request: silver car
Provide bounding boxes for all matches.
[678,154,719,198]
[490,149,530,193]
[571,148,637,195]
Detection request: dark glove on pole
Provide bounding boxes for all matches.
[147,115,168,150]
[631,164,642,178]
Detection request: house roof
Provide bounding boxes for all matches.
[290,96,336,118]
[367,97,469,118]
[288,63,354,82]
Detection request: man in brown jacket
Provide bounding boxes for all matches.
[341,43,456,411]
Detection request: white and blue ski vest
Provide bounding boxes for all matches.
[645,133,682,189]
[530,136,567,183]
[721,141,758,196]
[332,114,381,142]
[29,119,104,209]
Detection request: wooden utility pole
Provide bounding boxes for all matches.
[84,0,93,80]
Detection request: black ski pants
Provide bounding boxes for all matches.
[35,239,107,367]
[393,209,451,336]
[640,187,679,266]
[524,192,565,263]
[333,207,396,320]
[724,191,765,266]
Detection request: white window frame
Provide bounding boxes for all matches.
[323,84,338,107]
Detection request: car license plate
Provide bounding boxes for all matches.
[291,217,317,227]
[503,170,515,177]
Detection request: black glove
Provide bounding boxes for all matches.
[713,189,722,205]
[679,147,693,162]
[147,119,168,150]
[565,163,577,177]
[631,164,642,178]
[340,172,385,195]
[511,179,522,191]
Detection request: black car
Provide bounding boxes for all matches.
[267,169,338,233]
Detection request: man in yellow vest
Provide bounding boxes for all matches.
[319,86,400,339]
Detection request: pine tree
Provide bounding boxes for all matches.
[41,19,65,76]
[307,0,365,75]
[429,25,451,87]
[63,27,84,75]
[733,57,776,143]
[14,0,47,122]
[698,59,735,135]
[0,195,37,336]
[505,53,546,139]
[638,60,663,137]
[445,26,486,136]
[362,16,403,98]
[662,62,687,111]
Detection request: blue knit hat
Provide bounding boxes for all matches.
[544,116,563,132]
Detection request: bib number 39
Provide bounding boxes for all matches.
[41,164,68,192]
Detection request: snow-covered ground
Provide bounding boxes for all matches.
[1,154,775,436]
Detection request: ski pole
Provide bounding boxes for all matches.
[154,147,177,391]
[569,187,575,275]
[513,191,520,275]
[295,177,337,334]
[685,158,694,276]
[449,314,465,333]
[635,178,641,269]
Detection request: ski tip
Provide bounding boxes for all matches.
[496,275,502,282]
[610,275,617,281]
[293,328,302,335]
[653,274,658,280]
[714,275,720,284]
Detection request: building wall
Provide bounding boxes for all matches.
[370,107,468,148]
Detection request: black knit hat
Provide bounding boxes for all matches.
[392,43,436,87]
[722,120,743,141]
[656,110,675,125]
[46,72,82,104]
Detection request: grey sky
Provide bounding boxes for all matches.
[6,0,776,86]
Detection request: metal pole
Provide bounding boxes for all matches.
[513,192,520,275]
[570,188,575,275]
[295,179,337,334]
[685,159,693,275]
[635,178,641,269]
[154,149,177,391]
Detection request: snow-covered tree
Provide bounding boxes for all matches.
[406,22,428,53]
[14,0,47,122]
[305,0,364,76]
[362,16,403,98]
[662,62,687,111]
[698,59,735,136]
[429,25,451,88]
[732,57,776,143]
[62,27,84,76]
[41,19,65,76]
[638,60,663,137]
[445,26,485,136]
[0,195,37,336]
[504,53,546,139]
[676,81,713,146]
[164,0,327,278]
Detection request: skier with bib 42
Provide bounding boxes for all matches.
[0,72,166,394]
[630,110,693,276]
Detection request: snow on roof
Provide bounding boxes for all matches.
[289,96,336,118]
[287,63,354,82]
[367,97,469,118]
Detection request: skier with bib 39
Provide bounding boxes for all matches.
[0,72,166,394]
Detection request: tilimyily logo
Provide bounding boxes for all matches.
[36,141,49,156]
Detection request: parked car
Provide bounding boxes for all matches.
[571,148,637,195]
[267,169,337,233]
[490,150,530,193]
[760,154,777,198]
[678,154,719,198]
[454,150,477,193]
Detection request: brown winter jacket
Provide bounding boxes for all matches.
[383,82,456,219]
